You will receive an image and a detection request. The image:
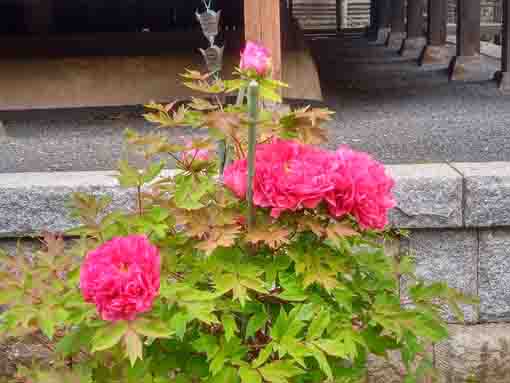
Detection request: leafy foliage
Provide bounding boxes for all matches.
[0,64,475,383]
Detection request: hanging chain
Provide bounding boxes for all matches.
[202,0,213,12]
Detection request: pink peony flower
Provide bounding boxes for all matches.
[223,139,395,230]
[240,41,272,76]
[327,147,396,230]
[80,235,161,322]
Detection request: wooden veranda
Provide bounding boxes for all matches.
[0,0,322,110]
[1,0,509,110]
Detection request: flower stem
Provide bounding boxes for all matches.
[247,81,259,230]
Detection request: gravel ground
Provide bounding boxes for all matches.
[1,37,509,172]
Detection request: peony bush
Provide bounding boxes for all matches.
[0,42,474,383]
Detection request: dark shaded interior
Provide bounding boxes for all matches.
[0,0,244,57]
[0,0,243,34]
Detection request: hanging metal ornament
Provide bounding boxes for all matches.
[196,9,221,46]
[199,45,224,73]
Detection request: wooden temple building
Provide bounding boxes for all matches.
[0,0,509,110]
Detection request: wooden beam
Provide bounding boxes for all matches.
[244,0,282,80]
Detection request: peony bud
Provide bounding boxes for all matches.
[240,41,272,76]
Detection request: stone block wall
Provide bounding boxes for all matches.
[1,163,510,381]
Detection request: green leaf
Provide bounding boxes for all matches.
[306,308,330,341]
[258,360,303,383]
[240,277,267,294]
[91,321,129,352]
[117,160,141,188]
[142,161,165,183]
[174,174,215,210]
[132,318,173,338]
[239,366,262,383]
[222,314,238,342]
[56,326,95,357]
[258,85,282,103]
[0,287,22,305]
[38,307,57,339]
[209,367,239,383]
[246,310,268,339]
[193,334,219,358]
[271,308,288,341]
[124,329,143,367]
[252,343,273,368]
[312,339,347,358]
[171,312,189,340]
[310,345,332,380]
[210,349,225,376]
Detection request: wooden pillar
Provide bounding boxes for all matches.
[335,0,342,31]
[244,0,282,81]
[24,0,53,34]
[420,0,449,65]
[387,0,406,49]
[368,0,392,44]
[400,0,427,57]
[449,0,481,81]
[496,0,510,90]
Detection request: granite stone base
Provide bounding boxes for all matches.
[399,37,427,58]
[495,70,510,92]
[373,27,391,45]
[449,55,483,82]
[420,45,450,66]
[386,32,406,50]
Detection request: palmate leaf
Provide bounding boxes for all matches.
[56,326,95,357]
[195,225,241,255]
[258,360,304,383]
[132,317,173,339]
[203,111,243,138]
[246,309,268,339]
[91,321,128,353]
[306,308,330,341]
[239,366,262,383]
[326,222,359,240]
[189,97,219,111]
[222,314,238,342]
[174,174,215,210]
[245,225,290,249]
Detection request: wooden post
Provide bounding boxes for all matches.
[376,0,392,43]
[336,0,342,31]
[456,0,480,57]
[420,0,449,65]
[449,0,481,81]
[496,0,510,90]
[400,0,427,57]
[387,0,406,49]
[407,0,424,39]
[428,0,448,46]
[244,0,282,81]
[368,0,391,43]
